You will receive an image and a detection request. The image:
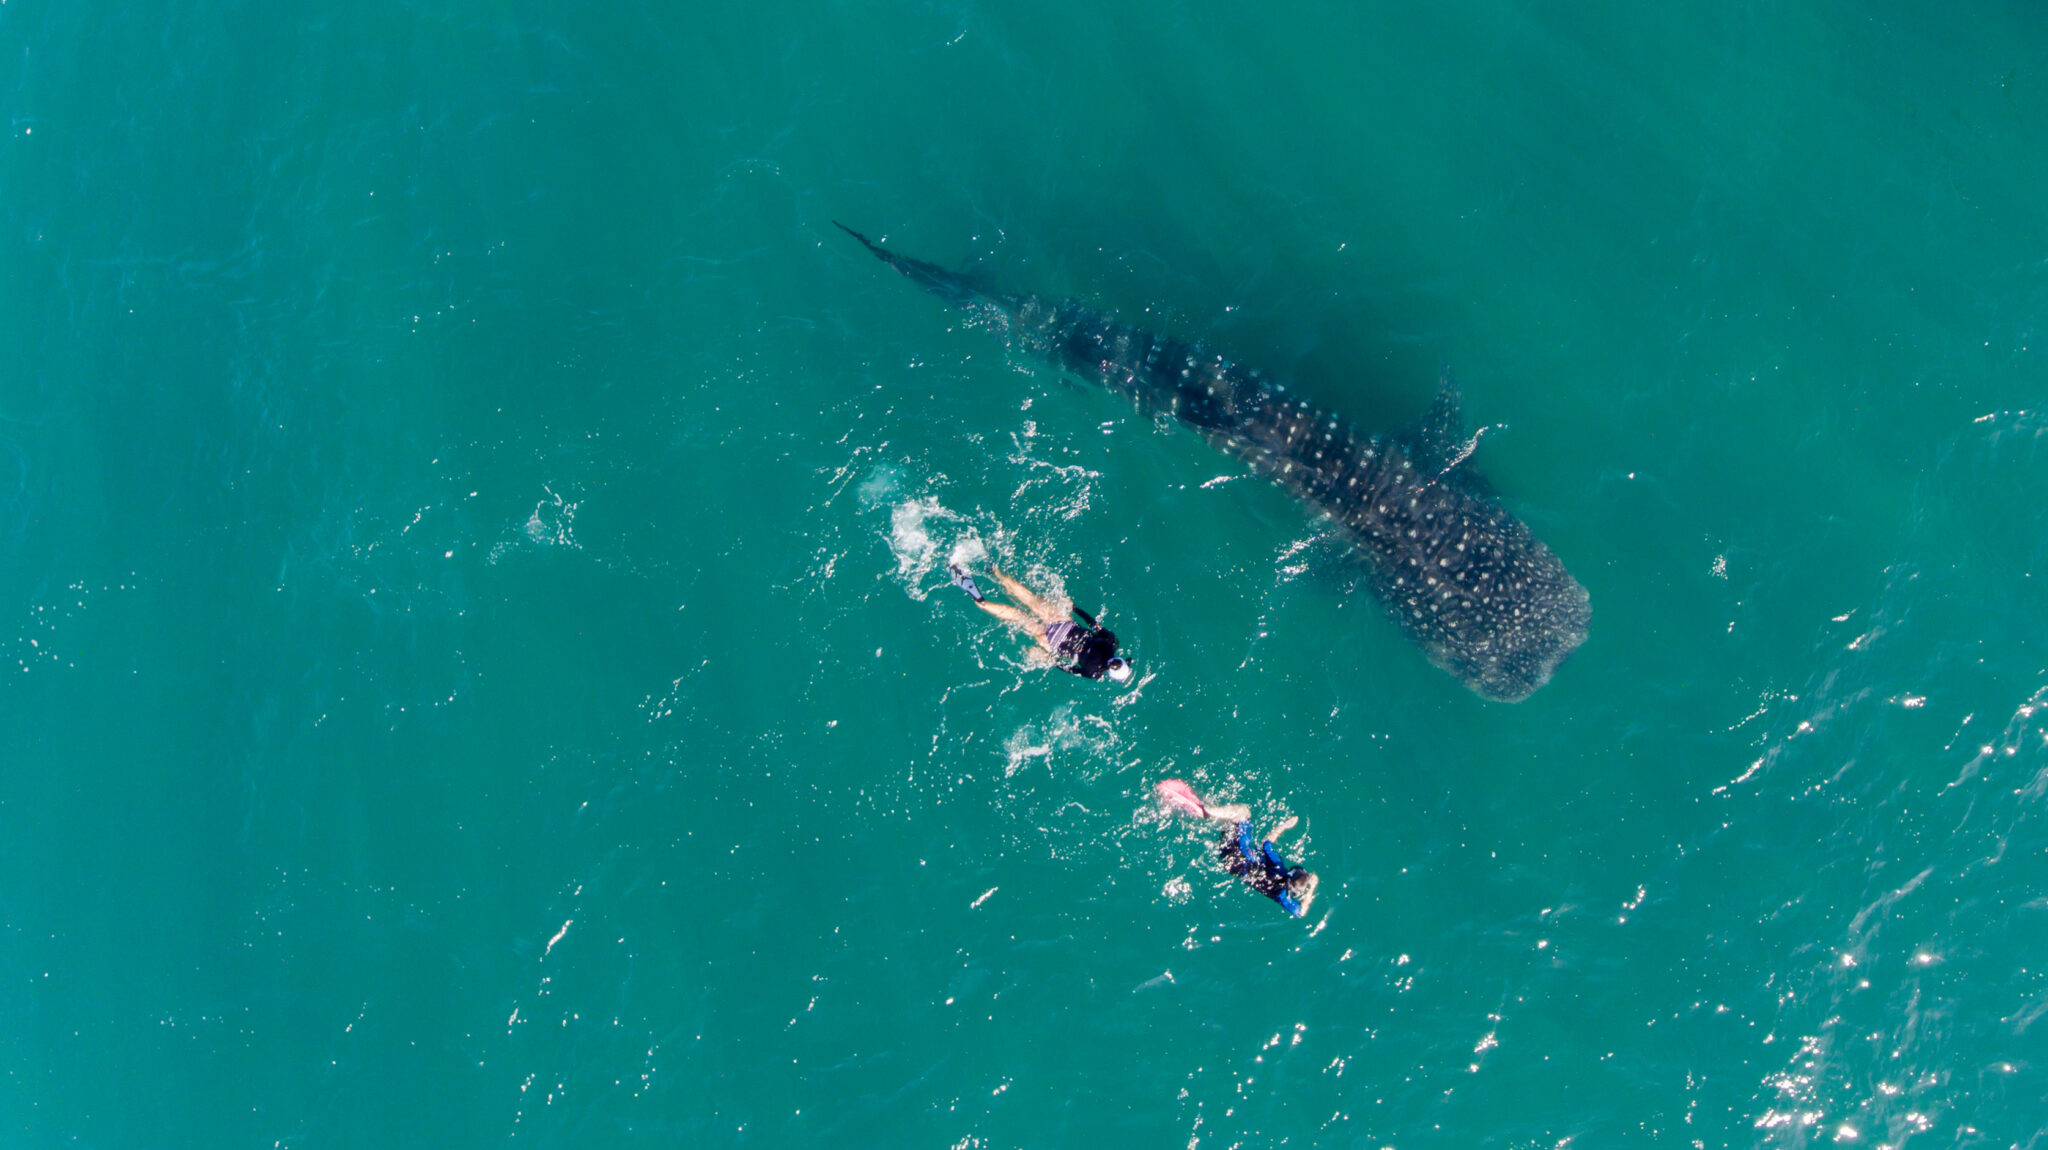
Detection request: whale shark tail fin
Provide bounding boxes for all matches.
[835,222,1011,309]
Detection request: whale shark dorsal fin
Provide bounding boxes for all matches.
[1400,370,1467,473]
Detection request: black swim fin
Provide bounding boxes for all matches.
[948,561,984,602]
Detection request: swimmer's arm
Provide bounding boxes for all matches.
[1265,815,1299,843]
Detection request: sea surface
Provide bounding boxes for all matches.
[4,2,2046,1146]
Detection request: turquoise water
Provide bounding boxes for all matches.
[4,0,2046,1145]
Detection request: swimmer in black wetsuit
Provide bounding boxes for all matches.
[1154,779,1319,917]
[949,561,1132,682]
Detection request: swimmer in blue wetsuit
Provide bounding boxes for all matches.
[1155,779,1319,917]
[1219,814,1318,917]
[949,561,1133,683]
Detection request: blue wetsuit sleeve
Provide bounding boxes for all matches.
[1261,839,1304,916]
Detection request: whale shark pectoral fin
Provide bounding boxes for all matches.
[1398,370,1467,474]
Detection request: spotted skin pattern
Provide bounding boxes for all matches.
[839,225,1590,701]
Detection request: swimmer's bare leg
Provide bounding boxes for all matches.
[974,600,1057,655]
[1205,803,1252,823]
[989,567,1065,625]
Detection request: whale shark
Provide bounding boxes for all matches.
[837,224,1589,701]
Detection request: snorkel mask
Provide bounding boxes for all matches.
[1105,656,1133,683]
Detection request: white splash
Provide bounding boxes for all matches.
[885,496,996,601]
[1000,707,1116,778]
[490,485,580,564]
[524,485,579,547]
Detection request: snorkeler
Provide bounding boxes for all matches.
[1155,779,1319,917]
[949,560,1133,683]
